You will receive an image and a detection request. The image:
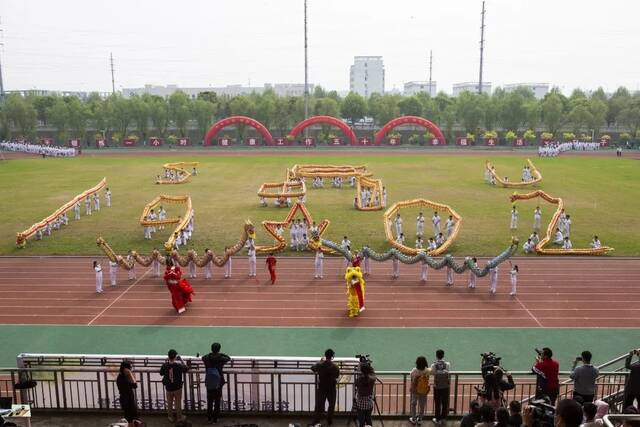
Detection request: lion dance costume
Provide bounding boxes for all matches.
[164,262,194,314]
[345,266,366,318]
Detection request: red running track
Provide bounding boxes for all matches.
[2,256,640,328]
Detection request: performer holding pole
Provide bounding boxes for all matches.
[266,253,277,285]
[164,257,194,314]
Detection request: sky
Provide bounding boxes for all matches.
[1,0,639,95]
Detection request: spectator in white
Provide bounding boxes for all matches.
[523,238,534,254]
[563,237,573,250]
[409,356,430,425]
[159,349,189,424]
[459,400,481,427]
[591,236,602,249]
[623,348,640,409]
[581,403,603,427]
[570,351,599,403]
[431,349,451,425]
[311,349,340,427]
[93,261,103,293]
[554,228,564,245]
[202,342,231,424]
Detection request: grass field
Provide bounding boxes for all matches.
[1,154,639,256]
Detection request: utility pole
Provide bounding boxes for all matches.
[303,0,309,136]
[478,1,486,95]
[0,18,5,99]
[428,50,433,97]
[110,52,115,95]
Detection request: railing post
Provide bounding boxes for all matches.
[278,373,283,413]
[103,371,111,409]
[271,373,276,413]
[402,373,408,415]
[61,371,67,409]
[452,373,459,415]
[96,371,102,410]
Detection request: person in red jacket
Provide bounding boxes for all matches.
[164,258,194,314]
[266,253,277,285]
[532,347,560,405]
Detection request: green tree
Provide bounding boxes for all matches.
[4,95,37,138]
[525,100,542,130]
[541,93,564,134]
[192,99,217,143]
[607,87,631,127]
[441,103,457,143]
[168,91,192,137]
[499,91,528,131]
[567,98,592,133]
[313,86,327,98]
[587,98,608,135]
[482,94,500,130]
[340,92,367,125]
[109,95,132,138]
[31,95,57,126]
[456,92,484,132]
[149,98,168,136]
[46,98,70,142]
[398,96,423,117]
[254,93,276,129]
[368,94,399,127]
[229,96,256,139]
[129,96,150,141]
[618,95,640,136]
[197,91,218,104]
[66,97,89,139]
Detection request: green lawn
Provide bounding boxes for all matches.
[1,154,638,256]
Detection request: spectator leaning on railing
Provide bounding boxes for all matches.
[570,350,599,403]
[202,342,231,424]
[431,349,451,425]
[624,348,640,409]
[159,349,189,424]
[533,347,560,405]
[310,349,340,427]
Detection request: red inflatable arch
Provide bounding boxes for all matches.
[374,116,446,145]
[288,115,358,145]
[204,116,273,146]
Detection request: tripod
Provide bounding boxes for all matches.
[346,377,384,427]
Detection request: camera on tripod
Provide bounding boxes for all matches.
[527,399,556,427]
[480,352,502,378]
[355,354,372,368]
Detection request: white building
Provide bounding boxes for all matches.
[404,81,437,97]
[349,56,385,97]
[452,82,492,96]
[122,83,314,99]
[502,83,549,100]
[5,89,111,100]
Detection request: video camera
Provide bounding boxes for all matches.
[480,352,502,378]
[355,354,372,366]
[527,399,555,427]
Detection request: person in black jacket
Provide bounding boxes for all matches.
[482,369,515,408]
[202,342,231,424]
[116,361,143,427]
[160,349,189,423]
[460,400,482,427]
[311,349,340,426]
[624,348,640,409]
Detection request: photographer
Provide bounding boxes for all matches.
[354,363,376,427]
[159,349,189,424]
[570,351,598,403]
[481,369,515,409]
[533,348,560,405]
[311,349,340,427]
[523,398,583,427]
[624,348,640,409]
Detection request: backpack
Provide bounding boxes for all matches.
[205,367,221,390]
[433,360,450,389]
[415,372,430,395]
[161,363,183,391]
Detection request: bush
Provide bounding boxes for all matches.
[541,132,554,141]
[620,132,631,142]
[580,133,592,141]
[408,134,420,145]
[600,134,611,141]
[523,129,536,142]
[505,131,517,141]
[484,130,498,139]
[562,132,576,141]
[466,132,475,140]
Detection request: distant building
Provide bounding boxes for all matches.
[452,82,492,96]
[502,83,549,100]
[122,83,314,99]
[404,81,437,97]
[5,89,110,99]
[349,56,385,97]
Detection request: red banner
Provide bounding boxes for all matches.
[272,137,292,146]
[387,137,401,145]
[353,137,375,146]
[513,138,526,147]
[41,138,54,146]
[178,137,190,146]
[96,139,106,148]
[303,137,315,146]
[329,137,343,146]
[218,137,233,146]
[457,137,472,146]
[149,137,163,147]
[68,139,80,148]
[485,138,497,146]
[599,138,610,147]
[430,138,445,146]
[122,139,137,147]
[245,137,259,146]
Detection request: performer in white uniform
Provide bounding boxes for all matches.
[104,188,111,207]
[74,202,81,220]
[416,213,425,237]
[432,212,441,236]
[590,236,601,249]
[489,266,498,295]
[93,193,100,211]
[362,247,371,276]
[553,228,564,245]
[420,258,428,282]
[203,249,213,279]
[314,247,324,279]
[533,207,542,231]
[445,265,454,287]
[392,257,400,279]
[563,237,573,249]
[523,239,534,254]
[152,250,161,277]
[94,261,103,293]
[223,247,232,278]
[85,196,92,215]
[468,257,478,289]
[509,262,518,296]
[510,207,519,230]
[247,240,257,277]
[126,252,136,280]
[445,216,455,239]
[109,260,118,286]
[188,249,197,279]
[394,213,403,238]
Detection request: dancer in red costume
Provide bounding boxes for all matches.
[164,258,194,314]
[266,253,277,285]
[351,252,362,268]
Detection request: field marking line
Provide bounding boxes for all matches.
[515,296,543,327]
[87,268,150,326]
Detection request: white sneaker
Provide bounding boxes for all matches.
[409,417,417,424]
[359,306,366,312]
[510,292,516,296]
[177,307,186,314]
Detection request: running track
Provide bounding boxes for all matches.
[2,256,639,328]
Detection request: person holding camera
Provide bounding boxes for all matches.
[624,348,640,409]
[160,349,189,424]
[481,368,515,409]
[311,349,340,426]
[116,361,143,427]
[533,348,560,405]
[354,363,376,427]
[570,351,598,403]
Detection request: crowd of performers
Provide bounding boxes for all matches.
[34,188,111,241]
[386,212,457,255]
[484,164,537,185]
[142,208,195,248]
[156,166,197,183]
[537,141,602,157]
[1,140,77,157]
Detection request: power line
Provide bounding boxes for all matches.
[303,0,309,135]
[478,1,486,95]
[0,17,5,98]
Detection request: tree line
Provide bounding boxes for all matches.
[1,85,640,144]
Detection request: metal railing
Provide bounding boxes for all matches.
[0,367,629,416]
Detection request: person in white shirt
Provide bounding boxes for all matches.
[509,262,518,296]
[396,233,405,245]
[289,223,297,249]
[564,215,572,237]
[427,238,437,252]
[126,251,136,280]
[148,209,157,234]
[420,257,428,282]
[85,196,92,216]
[362,248,371,276]
[563,237,573,249]
[188,249,198,278]
[533,207,542,231]
[530,231,540,246]
[382,187,387,206]
[94,261,103,293]
[203,248,213,279]
[432,212,441,236]
[275,224,284,242]
[104,188,111,207]
[158,205,166,230]
[223,246,232,278]
[416,212,425,237]
[35,229,43,240]
[93,193,100,211]
[484,166,492,183]
[554,228,564,245]
[468,257,478,289]
[523,239,534,254]
[445,216,455,239]
[73,202,81,220]
[247,239,257,277]
[394,213,403,238]
[260,196,268,207]
[415,237,424,250]
[435,233,445,248]
[392,257,400,279]
[489,266,498,295]
[341,236,351,252]
[590,236,601,249]
[109,260,118,286]
[143,217,152,239]
[314,247,324,279]
[559,209,567,234]
[510,207,519,230]
[445,265,454,287]
[152,249,161,277]
[61,212,69,226]
[349,176,356,187]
